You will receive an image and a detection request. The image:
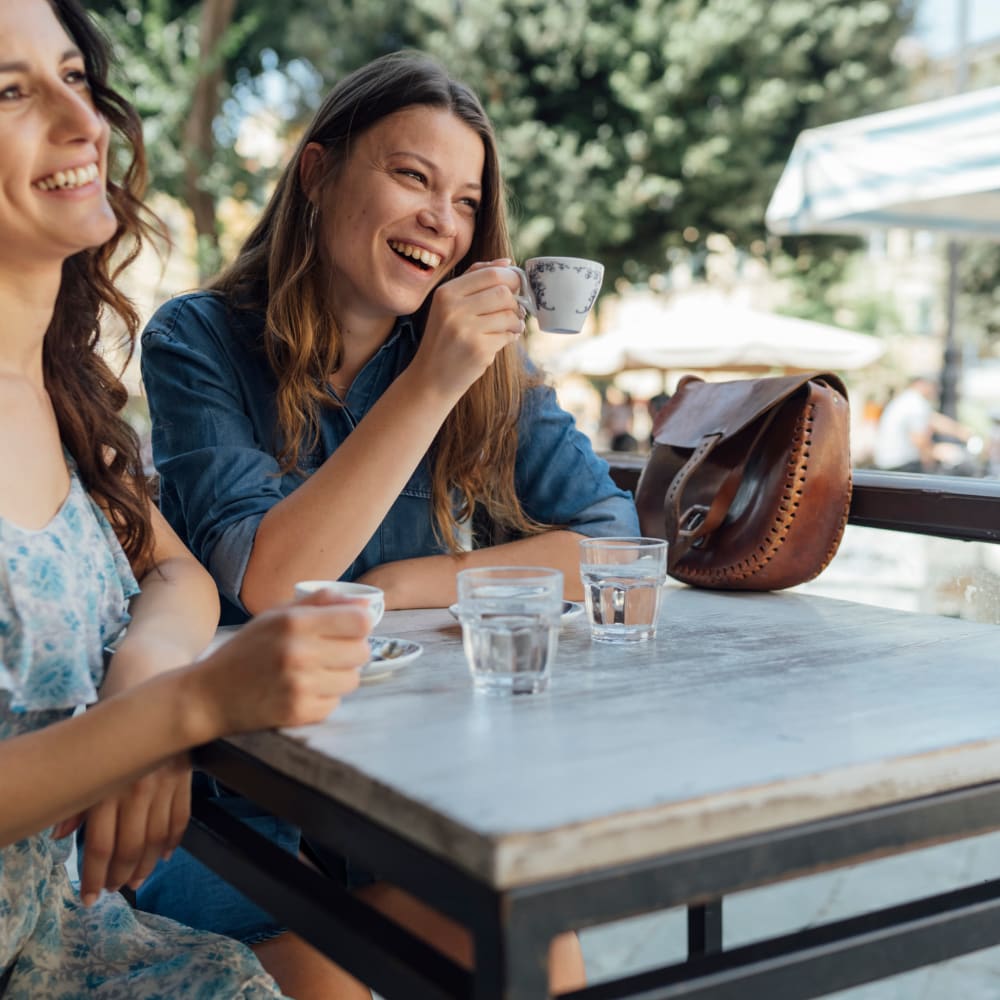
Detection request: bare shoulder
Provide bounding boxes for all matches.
[0,375,70,530]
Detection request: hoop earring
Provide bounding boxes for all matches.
[306,202,318,234]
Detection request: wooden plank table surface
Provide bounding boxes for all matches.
[221,585,1000,891]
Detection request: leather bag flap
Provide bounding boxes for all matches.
[652,372,847,449]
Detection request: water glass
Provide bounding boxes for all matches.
[456,566,563,695]
[579,537,668,643]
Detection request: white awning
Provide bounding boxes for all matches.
[765,86,1000,240]
[547,292,884,375]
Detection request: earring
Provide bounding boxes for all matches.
[306,202,317,233]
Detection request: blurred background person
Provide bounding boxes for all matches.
[873,375,978,474]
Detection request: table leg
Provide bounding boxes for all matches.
[471,902,554,1000]
[687,899,723,957]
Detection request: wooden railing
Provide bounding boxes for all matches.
[603,454,1000,545]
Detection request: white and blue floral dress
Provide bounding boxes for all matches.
[0,467,284,998]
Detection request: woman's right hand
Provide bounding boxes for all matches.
[191,593,372,739]
[411,260,525,400]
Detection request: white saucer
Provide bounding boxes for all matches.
[448,601,584,622]
[363,636,423,683]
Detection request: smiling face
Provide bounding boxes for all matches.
[0,0,115,273]
[302,105,485,334]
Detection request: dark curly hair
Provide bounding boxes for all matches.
[43,0,160,574]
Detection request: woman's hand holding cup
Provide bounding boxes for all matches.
[414,261,527,396]
[192,591,372,738]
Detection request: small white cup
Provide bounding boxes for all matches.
[293,580,385,627]
[510,256,604,334]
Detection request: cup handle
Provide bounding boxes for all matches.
[509,266,538,317]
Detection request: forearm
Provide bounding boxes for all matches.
[0,669,213,846]
[930,412,972,441]
[241,366,457,613]
[359,530,587,608]
[102,555,220,697]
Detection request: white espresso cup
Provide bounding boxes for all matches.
[510,256,605,334]
[293,580,385,627]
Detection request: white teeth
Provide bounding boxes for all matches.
[389,240,442,270]
[34,162,99,191]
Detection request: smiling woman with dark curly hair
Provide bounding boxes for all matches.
[0,1,372,996]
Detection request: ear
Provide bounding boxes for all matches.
[299,142,326,204]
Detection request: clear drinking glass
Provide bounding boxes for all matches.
[456,566,564,695]
[579,537,668,643]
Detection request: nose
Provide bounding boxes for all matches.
[50,86,105,145]
[417,197,457,238]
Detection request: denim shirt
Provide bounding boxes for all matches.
[140,291,639,624]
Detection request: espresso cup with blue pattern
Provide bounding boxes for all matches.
[509,256,604,334]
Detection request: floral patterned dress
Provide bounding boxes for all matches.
[0,467,284,999]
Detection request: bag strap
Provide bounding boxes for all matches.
[664,399,785,570]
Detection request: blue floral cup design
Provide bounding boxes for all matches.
[510,256,605,334]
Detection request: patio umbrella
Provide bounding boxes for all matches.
[546,293,884,376]
[765,85,1000,239]
[765,86,1000,416]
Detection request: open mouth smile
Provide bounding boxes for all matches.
[33,162,100,192]
[388,240,442,272]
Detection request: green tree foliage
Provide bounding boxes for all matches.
[93,0,914,285]
[293,0,914,282]
[89,0,320,275]
[960,243,1000,349]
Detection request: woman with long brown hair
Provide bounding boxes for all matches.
[142,49,637,626]
[140,50,626,991]
[0,0,371,995]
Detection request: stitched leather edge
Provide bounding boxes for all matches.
[676,400,821,584]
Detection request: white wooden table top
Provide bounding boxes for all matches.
[222,586,1000,889]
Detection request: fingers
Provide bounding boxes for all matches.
[127,779,169,890]
[444,264,524,311]
[166,768,192,858]
[126,760,191,889]
[203,602,371,733]
[52,812,83,841]
[79,761,195,905]
[465,257,511,273]
[79,799,117,905]
[101,779,153,893]
[291,593,372,637]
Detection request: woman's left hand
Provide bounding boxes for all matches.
[73,753,191,902]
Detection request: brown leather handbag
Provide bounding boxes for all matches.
[635,372,852,590]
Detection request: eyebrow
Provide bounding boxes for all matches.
[0,48,83,74]
[392,150,482,191]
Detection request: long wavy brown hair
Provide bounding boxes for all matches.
[44,0,158,573]
[211,50,546,551]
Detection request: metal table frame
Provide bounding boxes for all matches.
[183,469,1000,998]
[187,739,1000,1000]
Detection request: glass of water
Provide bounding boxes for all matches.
[456,566,563,695]
[579,537,668,643]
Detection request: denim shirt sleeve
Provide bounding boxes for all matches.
[516,381,640,537]
[140,295,284,613]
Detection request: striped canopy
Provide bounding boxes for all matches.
[765,86,1000,240]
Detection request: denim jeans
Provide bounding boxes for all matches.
[134,773,299,944]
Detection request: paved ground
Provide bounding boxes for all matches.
[580,831,1000,997]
